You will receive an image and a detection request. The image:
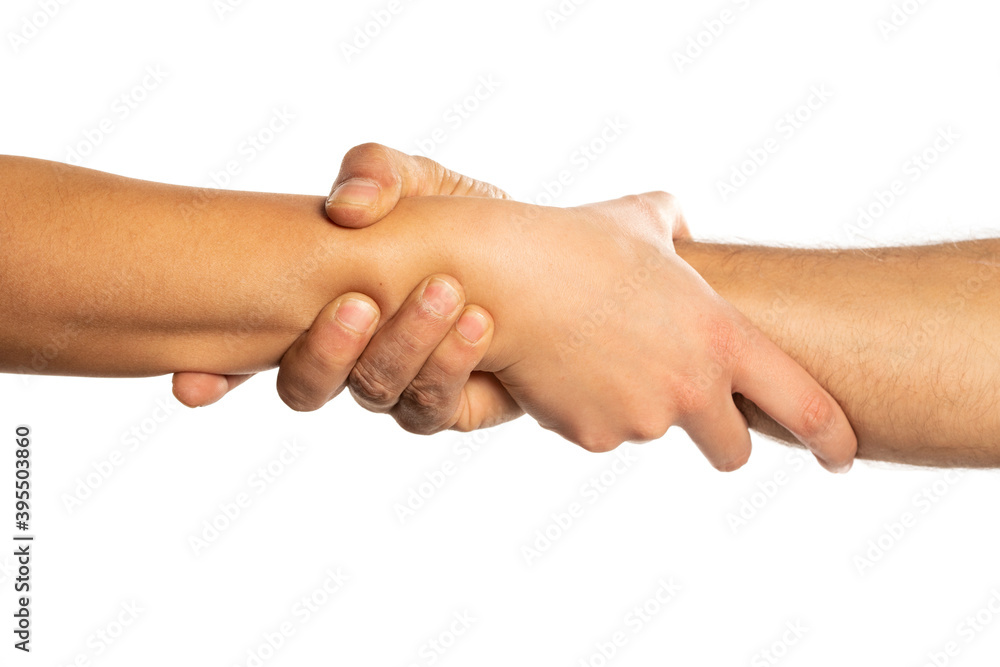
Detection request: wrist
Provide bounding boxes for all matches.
[675,240,792,344]
[336,196,535,373]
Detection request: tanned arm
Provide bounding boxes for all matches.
[677,239,1000,468]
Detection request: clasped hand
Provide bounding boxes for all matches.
[173,143,856,473]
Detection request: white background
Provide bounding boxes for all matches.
[2,0,1000,665]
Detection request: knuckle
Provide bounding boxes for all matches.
[347,360,399,410]
[277,383,323,413]
[797,391,838,441]
[450,172,477,196]
[621,193,651,217]
[630,418,669,443]
[392,325,440,362]
[638,190,678,209]
[399,381,449,414]
[411,154,442,171]
[344,141,388,162]
[411,307,449,332]
[448,173,507,200]
[706,317,745,365]
[393,388,451,436]
[305,330,358,372]
[372,320,438,371]
[633,191,680,229]
[411,155,448,187]
[492,184,512,200]
[575,432,623,454]
[671,381,712,417]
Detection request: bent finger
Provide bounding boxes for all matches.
[681,395,753,472]
[391,307,493,434]
[349,275,464,413]
[733,330,857,473]
[276,295,379,412]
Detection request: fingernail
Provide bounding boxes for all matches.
[456,309,488,343]
[421,278,460,316]
[335,298,377,333]
[328,178,379,208]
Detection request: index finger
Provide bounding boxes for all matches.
[731,326,858,473]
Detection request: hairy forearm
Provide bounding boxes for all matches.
[677,239,1000,467]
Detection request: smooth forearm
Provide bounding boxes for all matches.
[677,239,1000,467]
[0,157,450,376]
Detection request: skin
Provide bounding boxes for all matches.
[321,160,999,468]
[248,148,1000,469]
[172,144,518,434]
[0,154,856,472]
[678,240,1000,468]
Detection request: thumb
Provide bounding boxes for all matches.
[326,142,508,229]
